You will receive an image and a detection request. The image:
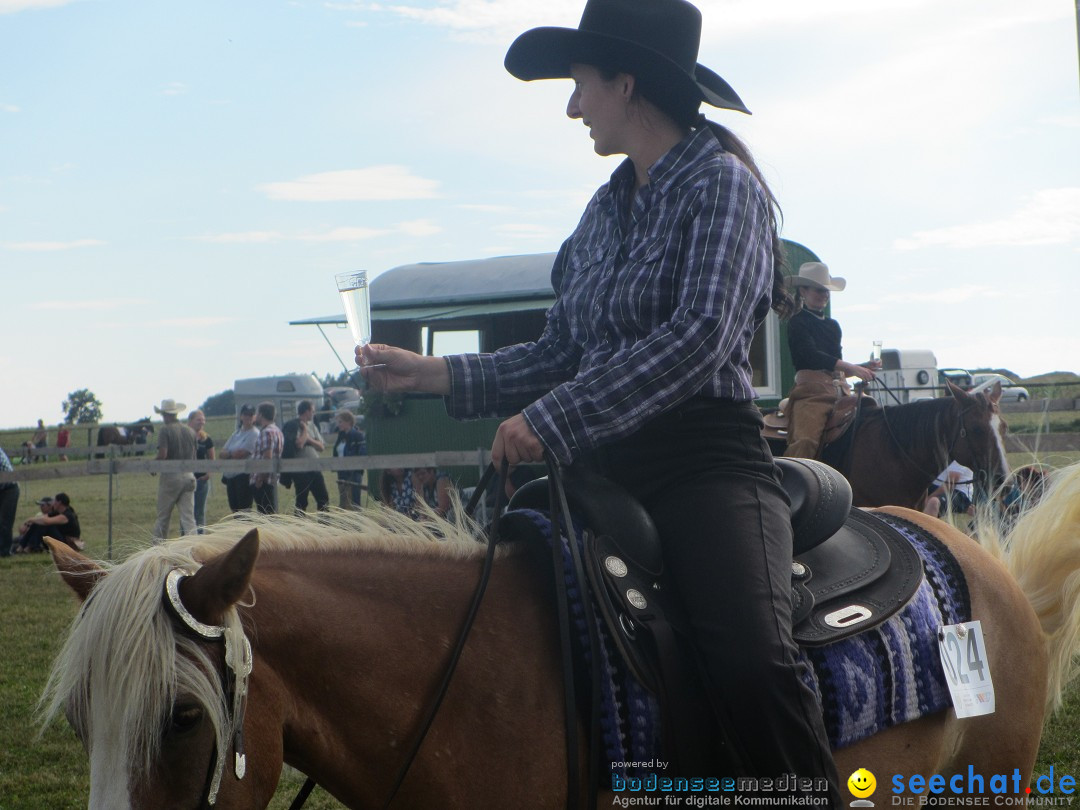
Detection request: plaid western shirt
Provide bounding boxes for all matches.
[251,422,284,487]
[446,125,775,464]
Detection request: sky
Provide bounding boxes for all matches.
[1,0,1078,429]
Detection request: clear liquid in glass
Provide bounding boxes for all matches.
[336,271,372,346]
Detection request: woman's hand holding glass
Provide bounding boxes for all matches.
[357,344,451,395]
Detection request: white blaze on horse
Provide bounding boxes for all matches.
[39,464,1080,809]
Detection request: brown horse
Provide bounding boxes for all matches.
[40,465,1080,809]
[836,382,1008,509]
[95,418,154,458]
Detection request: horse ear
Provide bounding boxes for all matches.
[947,380,969,402]
[986,381,1003,405]
[178,529,260,628]
[45,537,106,603]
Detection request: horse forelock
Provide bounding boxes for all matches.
[40,542,236,784]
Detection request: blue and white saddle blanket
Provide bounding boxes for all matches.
[514,507,969,775]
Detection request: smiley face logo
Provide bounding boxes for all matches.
[847,768,877,798]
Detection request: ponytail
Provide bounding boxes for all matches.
[699,118,796,320]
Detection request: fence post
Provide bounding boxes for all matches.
[107,445,116,562]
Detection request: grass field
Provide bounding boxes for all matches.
[2,436,1080,806]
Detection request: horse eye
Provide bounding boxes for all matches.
[169,704,204,736]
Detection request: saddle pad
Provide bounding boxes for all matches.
[798,512,971,749]
[502,508,971,763]
[507,509,662,778]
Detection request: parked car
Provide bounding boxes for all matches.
[970,373,1030,402]
[938,368,973,391]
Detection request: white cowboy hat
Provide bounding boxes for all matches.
[154,398,187,415]
[787,262,846,292]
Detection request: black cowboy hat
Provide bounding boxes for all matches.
[504,0,750,114]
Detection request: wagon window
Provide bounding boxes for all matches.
[429,329,480,357]
[750,312,781,398]
[276,381,297,393]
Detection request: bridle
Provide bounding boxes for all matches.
[162,568,253,808]
[874,392,1002,494]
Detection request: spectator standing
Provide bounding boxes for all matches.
[56,424,71,462]
[22,419,48,463]
[221,404,260,512]
[332,409,366,510]
[187,409,215,533]
[0,448,18,557]
[251,401,284,514]
[283,400,330,515]
[152,398,197,542]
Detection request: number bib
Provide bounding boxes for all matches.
[938,621,995,717]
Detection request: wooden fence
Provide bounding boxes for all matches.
[0,448,492,560]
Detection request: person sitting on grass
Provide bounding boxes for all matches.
[15,493,82,553]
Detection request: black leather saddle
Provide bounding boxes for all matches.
[502,457,924,665]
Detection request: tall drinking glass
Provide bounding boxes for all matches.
[335,271,383,368]
[871,340,883,364]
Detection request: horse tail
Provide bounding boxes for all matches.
[983,463,1080,713]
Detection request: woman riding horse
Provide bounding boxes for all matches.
[359,0,839,798]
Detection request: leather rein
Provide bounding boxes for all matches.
[870,381,977,485]
[287,459,597,809]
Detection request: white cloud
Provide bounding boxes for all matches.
[459,203,512,213]
[201,231,284,244]
[157,317,237,328]
[2,239,105,251]
[298,226,390,241]
[32,298,149,311]
[258,166,440,202]
[198,220,439,243]
[0,0,74,12]
[878,286,1004,305]
[1,103,19,113]
[162,82,188,96]
[332,0,581,41]
[895,188,1080,250]
[496,223,554,240]
[397,219,442,237]
[173,338,221,349]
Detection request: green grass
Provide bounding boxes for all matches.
[3,456,1080,806]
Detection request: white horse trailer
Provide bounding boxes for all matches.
[870,349,938,405]
[234,374,325,426]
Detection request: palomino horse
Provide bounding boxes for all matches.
[41,466,1080,809]
[833,381,1008,508]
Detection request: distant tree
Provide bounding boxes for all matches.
[62,389,103,424]
[200,389,235,417]
[321,370,354,388]
[323,369,362,389]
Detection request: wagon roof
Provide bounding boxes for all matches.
[291,253,557,326]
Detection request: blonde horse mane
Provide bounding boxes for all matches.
[975,463,1080,713]
[38,505,498,780]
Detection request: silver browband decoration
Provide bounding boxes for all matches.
[163,567,253,805]
[165,568,225,640]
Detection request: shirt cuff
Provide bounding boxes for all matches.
[444,354,500,418]
[522,387,586,465]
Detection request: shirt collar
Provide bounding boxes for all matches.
[601,125,721,204]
